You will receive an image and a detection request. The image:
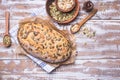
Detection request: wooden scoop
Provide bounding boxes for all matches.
[3,11,11,47]
[70,8,98,34]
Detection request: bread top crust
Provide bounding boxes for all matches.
[17,18,72,63]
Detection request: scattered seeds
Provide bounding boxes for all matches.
[81,27,96,38]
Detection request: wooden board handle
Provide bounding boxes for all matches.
[5,11,10,35]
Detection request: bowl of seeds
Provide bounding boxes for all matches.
[46,0,80,24]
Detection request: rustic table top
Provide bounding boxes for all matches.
[0,0,120,80]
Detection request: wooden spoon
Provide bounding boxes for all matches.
[3,11,11,47]
[70,8,98,34]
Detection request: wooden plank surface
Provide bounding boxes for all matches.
[0,59,120,80]
[0,0,120,20]
[0,0,120,80]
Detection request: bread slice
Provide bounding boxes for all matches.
[17,17,72,63]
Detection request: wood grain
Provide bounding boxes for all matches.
[0,0,120,80]
[0,0,119,20]
[0,59,120,80]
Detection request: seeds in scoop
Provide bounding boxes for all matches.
[3,35,11,47]
[70,24,80,33]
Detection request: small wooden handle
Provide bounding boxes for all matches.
[70,8,98,34]
[5,11,10,35]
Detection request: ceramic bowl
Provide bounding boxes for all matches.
[46,0,80,24]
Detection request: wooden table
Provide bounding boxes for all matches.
[0,0,120,80]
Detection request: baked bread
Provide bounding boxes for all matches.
[17,18,72,63]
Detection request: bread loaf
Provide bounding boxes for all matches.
[17,17,72,63]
